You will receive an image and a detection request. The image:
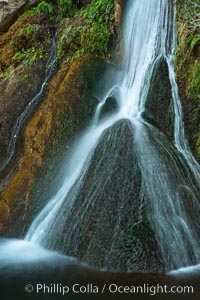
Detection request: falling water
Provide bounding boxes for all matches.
[26,0,200,272]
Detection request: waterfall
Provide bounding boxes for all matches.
[26,0,200,272]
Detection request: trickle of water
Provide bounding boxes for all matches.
[26,0,200,272]
[0,36,57,173]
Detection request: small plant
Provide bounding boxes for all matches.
[12,46,45,69]
[19,1,53,20]
[187,60,200,103]
[80,22,110,55]
[57,22,81,59]
[12,50,26,63]
[56,0,115,61]
[176,0,200,158]
[0,65,14,80]
[177,0,200,35]
[76,0,114,24]
[57,0,74,20]
[57,19,111,61]
[9,41,15,49]
[20,25,37,35]
[186,34,200,51]
[197,134,200,158]
[37,1,53,16]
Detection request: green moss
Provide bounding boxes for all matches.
[187,60,200,103]
[176,0,200,158]
[176,0,200,35]
[12,47,45,69]
[20,24,39,36]
[1,65,15,79]
[57,0,74,20]
[57,21,81,60]
[176,0,200,85]
[19,1,53,20]
[197,135,200,157]
[57,20,110,60]
[57,0,115,63]
[186,34,200,51]
[76,0,114,24]
[1,0,115,80]
[79,22,110,55]
[0,8,52,80]
[12,50,26,62]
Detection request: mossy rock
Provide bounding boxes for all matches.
[175,1,200,160]
[0,56,111,237]
[0,3,54,176]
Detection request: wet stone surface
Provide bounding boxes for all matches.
[42,120,164,273]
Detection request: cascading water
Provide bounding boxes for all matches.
[25,0,200,272]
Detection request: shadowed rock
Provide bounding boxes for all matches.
[0,240,199,300]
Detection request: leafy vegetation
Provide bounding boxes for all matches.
[57,19,111,61]
[9,21,48,69]
[19,1,53,20]
[176,0,200,35]
[0,0,116,79]
[176,0,200,157]
[57,0,115,62]
[0,1,53,79]
[176,0,200,96]
[57,0,74,20]
[12,46,45,68]
[79,22,110,55]
[76,0,114,24]
[187,60,200,102]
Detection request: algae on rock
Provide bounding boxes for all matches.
[0,56,112,236]
[0,0,119,236]
[176,0,200,159]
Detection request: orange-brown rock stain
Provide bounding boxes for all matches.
[0,56,93,235]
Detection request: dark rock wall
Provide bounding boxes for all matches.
[145,59,174,142]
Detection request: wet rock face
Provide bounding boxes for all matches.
[115,0,128,28]
[145,58,174,142]
[0,64,46,164]
[115,0,123,28]
[0,56,164,273]
[28,0,41,5]
[0,11,52,168]
[43,120,163,273]
[0,0,26,33]
[0,57,108,237]
[0,0,41,33]
[75,0,91,8]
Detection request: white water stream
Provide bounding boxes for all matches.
[23,0,200,271]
